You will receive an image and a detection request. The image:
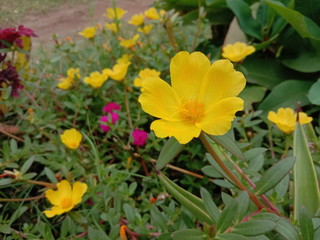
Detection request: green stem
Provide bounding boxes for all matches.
[199,132,266,210]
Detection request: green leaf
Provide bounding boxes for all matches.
[255,157,295,195]
[299,207,314,240]
[294,123,320,219]
[171,229,207,240]
[274,218,300,240]
[244,148,267,161]
[296,0,320,25]
[9,206,28,225]
[0,224,12,234]
[239,86,267,110]
[308,79,320,105]
[226,0,262,40]
[243,57,296,89]
[232,220,276,236]
[0,178,13,186]
[156,137,184,170]
[209,134,245,160]
[283,53,320,73]
[44,167,58,183]
[201,165,223,178]
[235,191,250,222]
[151,205,168,231]
[20,156,35,175]
[158,173,214,224]
[200,187,221,223]
[123,203,135,223]
[216,233,251,240]
[266,0,320,40]
[217,200,238,232]
[258,80,313,112]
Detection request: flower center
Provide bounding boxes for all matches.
[60,198,73,209]
[180,100,204,123]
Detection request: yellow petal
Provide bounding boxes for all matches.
[45,189,61,206]
[57,180,72,200]
[43,205,71,218]
[267,111,278,123]
[198,97,244,136]
[199,59,246,106]
[151,119,201,144]
[138,77,181,121]
[298,112,313,124]
[170,51,211,101]
[71,182,88,205]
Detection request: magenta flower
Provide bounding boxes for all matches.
[132,129,148,146]
[102,102,121,113]
[0,62,23,97]
[99,113,119,132]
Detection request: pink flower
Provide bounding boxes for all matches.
[132,129,148,146]
[99,113,119,132]
[102,102,121,113]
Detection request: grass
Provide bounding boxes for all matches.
[0,0,91,27]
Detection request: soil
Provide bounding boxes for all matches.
[22,0,152,45]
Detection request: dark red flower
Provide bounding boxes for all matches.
[0,62,23,98]
[18,25,37,37]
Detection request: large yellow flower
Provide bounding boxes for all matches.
[138,24,153,35]
[105,23,119,33]
[139,51,245,144]
[67,68,80,79]
[105,7,127,20]
[78,26,97,39]
[222,42,255,63]
[57,77,73,90]
[268,108,312,134]
[105,62,131,81]
[128,14,144,26]
[43,180,87,218]
[117,54,133,64]
[84,71,108,88]
[60,128,83,149]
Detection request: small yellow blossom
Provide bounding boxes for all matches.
[105,23,119,33]
[78,26,97,39]
[67,68,81,79]
[105,62,131,81]
[60,128,83,149]
[222,42,255,63]
[120,34,140,48]
[117,54,133,64]
[84,71,108,88]
[134,68,161,87]
[268,108,312,134]
[106,7,127,20]
[144,7,160,20]
[138,51,246,144]
[128,14,145,26]
[138,24,153,34]
[43,180,87,218]
[57,77,73,90]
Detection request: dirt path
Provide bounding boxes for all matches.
[22,0,152,45]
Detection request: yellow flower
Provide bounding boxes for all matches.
[84,71,108,88]
[105,62,131,81]
[222,42,255,63]
[268,108,312,134]
[43,180,87,218]
[60,128,83,149]
[128,14,145,26]
[57,77,73,90]
[138,51,246,144]
[138,24,153,34]
[67,68,81,79]
[120,34,140,48]
[78,26,97,39]
[134,68,161,87]
[117,54,133,64]
[144,7,160,20]
[105,23,119,33]
[106,7,127,20]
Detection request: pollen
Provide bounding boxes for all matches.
[180,100,204,123]
[60,198,73,209]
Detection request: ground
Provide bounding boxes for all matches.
[21,0,152,45]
